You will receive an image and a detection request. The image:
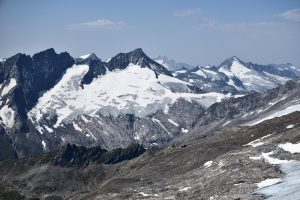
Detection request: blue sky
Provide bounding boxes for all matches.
[0,0,300,66]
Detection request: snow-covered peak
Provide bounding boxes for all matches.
[79,53,99,60]
[154,56,194,72]
[28,62,232,131]
[232,56,240,61]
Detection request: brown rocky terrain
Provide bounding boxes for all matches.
[0,112,299,200]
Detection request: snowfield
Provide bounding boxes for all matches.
[28,63,233,131]
[258,161,300,200]
[249,104,300,125]
[279,143,300,154]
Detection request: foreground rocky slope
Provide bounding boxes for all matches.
[187,79,300,138]
[0,112,299,199]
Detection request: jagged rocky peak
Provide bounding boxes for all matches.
[78,53,100,61]
[218,56,244,68]
[154,55,195,72]
[0,48,75,135]
[108,48,173,76]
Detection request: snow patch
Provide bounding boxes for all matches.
[249,151,291,164]
[257,178,282,189]
[73,121,83,132]
[179,187,191,192]
[249,104,300,125]
[1,78,17,97]
[168,119,179,127]
[42,140,47,151]
[279,143,300,154]
[245,134,272,147]
[222,120,231,127]
[193,69,207,78]
[153,118,171,136]
[204,161,213,168]
[0,105,15,128]
[286,124,294,129]
[257,161,300,199]
[138,192,150,197]
[181,128,189,133]
[44,125,53,133]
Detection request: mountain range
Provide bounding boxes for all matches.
[0,48,300,199]
[0,48,299,160]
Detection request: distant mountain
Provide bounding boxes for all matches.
[154,56,194,71]
[269,63,300,76]
[0,48,299,160]
[175,56,298,93]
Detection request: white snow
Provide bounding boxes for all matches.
[250,151,291,164]
[138,192,150,197]
[257,161,300,200]
[257,178,282,189]
[193,69,207,78]
[73,121,83,132]
[204,161,213,168]
[222,120,231,127]
[79,54,92,59]
[28,64,89,129]
[152,118,171,136]
[286,124,294,129]
[134,134,140,140]
[172,69,187,76]
[0,105,15,128]
[86,128,96,140]
[249,104,300,125]
[181,128,189,133]
[179,187,191,192]
[279,143,300,154]
[44,125,53,133]
[168,119,179,126]
[1,78,17,97]
[42,140,47,151]
[242,113,248,118]
[245,134,272,147]
[268,96,287,106]
[81,116,89,123]
[28,63,232,128]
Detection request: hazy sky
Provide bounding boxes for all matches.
[0,0,300,66]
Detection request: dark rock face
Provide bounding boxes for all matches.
[247,62,298,78]
[0,48,74,123]
[76,59,107,86]
[0,49,74,159]
[12,48,74,111]
[0,134,17,160]
[46,143,145,168]
[108,48,173,76]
